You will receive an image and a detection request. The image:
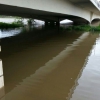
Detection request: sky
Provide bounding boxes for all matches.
[0,18,73,24]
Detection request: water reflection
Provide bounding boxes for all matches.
[1,27,100,100]
[1,31,99,100]
[0,25,43,39]
[0,28,22,39]
[69,35,100,100]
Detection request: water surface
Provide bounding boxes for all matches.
[0,29,100,100]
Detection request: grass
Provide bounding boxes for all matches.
[61,25,100,32]
[0,22,23,29]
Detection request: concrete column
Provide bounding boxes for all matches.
[0,35,5,98]
[0,60,5,98]
[45,21,60,29]
[56,21,60,30]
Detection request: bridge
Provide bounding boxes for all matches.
[0,0,100,27]
[0,1,100,99]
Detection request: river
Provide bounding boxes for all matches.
[0,28,100,100]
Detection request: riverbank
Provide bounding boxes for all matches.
[61,25,100,32]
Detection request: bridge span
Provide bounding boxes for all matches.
[0,0,100,26]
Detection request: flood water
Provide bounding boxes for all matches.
[0,29,100,100]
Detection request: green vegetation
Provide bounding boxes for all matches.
[61,25,100,32]
[0,17,35,29]
[0,22,23,29]
[0,19,24,29]
[0,16,25,29]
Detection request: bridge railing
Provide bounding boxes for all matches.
[94,0,100,7]
[90,0,100,10]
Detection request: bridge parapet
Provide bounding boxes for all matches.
[91,0,100,10]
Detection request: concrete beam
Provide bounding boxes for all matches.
[0,0,91,22]
[0,0,100,26]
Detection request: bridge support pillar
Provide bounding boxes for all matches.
[45,21,60,29]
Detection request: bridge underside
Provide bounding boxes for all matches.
[0,4,89,26]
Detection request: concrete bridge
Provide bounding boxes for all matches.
[0,0,100,26]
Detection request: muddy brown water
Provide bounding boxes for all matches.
[0,30,100,100]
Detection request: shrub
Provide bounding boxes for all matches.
[65,25,100,32]
[0,22,23,29]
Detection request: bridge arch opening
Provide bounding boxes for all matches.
[60,19,73,28]
[59,15,89,26]
[60,19,73,24]
[91,18,100,26]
